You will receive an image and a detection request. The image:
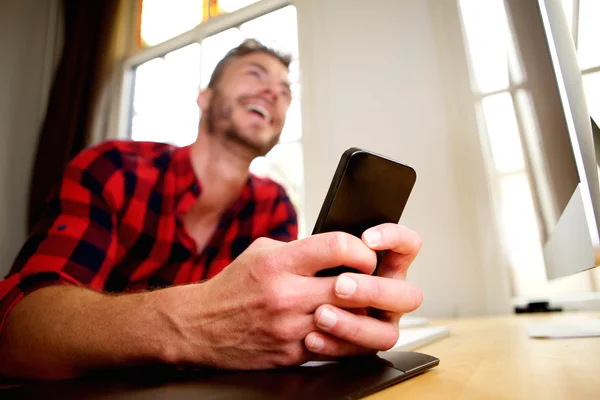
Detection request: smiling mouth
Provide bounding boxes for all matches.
[246,104,272,123]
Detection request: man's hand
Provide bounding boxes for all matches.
[0,225,421,379]
[303,223,423,357]
[163,225,422,369]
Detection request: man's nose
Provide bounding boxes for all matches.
[259,80,278,104]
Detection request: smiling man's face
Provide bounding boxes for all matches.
[199,51,292,157]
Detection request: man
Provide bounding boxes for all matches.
[0,40,423,380]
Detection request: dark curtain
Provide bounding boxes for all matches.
[27,0,121,231]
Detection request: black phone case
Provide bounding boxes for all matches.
[312,148,416,277]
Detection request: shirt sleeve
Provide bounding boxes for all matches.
[267,185,299,242]
[0,143,122,333]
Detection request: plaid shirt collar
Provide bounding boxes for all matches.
[171,145,253,217]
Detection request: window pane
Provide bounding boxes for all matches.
[163,44,202,146]
[164,43,202,111]
[133,58,167,115]
[240,6,299,60]
[218,0,261,14]
[288,59,300,84]
[132,111,199,147]
[459,0,510,93]
[280,84,301,143]
[200,28,244,87]
[132,44,201,146]
[250,140,305,237]
[140,0,204,46]
[577,0,600,69]
[499,174,545,275]
[481,93,525,173]
[132,114,164,143]
[165,43,202,91]
[583,72,600,123]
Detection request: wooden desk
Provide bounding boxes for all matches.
[2,313,598,399]
[369,313,600,400]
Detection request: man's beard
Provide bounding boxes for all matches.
[205,89,281,157]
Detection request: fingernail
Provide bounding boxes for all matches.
[335,275,357,297]
[364,229,381,247]
[308,334,324,351]
[317,308,337,329]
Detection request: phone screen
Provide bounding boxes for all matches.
[313,149,416,237]
[312,149,416,276]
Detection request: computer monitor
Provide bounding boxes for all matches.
[504,0,600,280]
[592,117,600,170]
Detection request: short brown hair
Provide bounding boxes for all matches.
[207,39,292,89]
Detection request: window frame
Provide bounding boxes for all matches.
[114,0,293,141]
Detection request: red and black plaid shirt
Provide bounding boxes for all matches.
[0,140,298,332]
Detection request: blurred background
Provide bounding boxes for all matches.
[1,0,599,317]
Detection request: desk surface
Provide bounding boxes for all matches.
[2,313,598,399]
[370,312,600,400]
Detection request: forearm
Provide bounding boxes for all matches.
[0,285,179,380]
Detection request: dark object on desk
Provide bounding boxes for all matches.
[514,301,562,314]
[313,148,417,277]
[1,351,439,400]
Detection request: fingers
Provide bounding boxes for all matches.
[362,223,422,254]
[305,305,400,353]
[295,272,422,314]
[362,223,422,279]
[275,232,377,276]
[332,273,422,313]
[305,332,377,358]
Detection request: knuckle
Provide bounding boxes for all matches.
[368,278,382,305]
[261,250,278,270]
[286,344,307,361]
[413,234,423,252]
[399,226,422,253]
[344,320,363,343]
[264,278,298,313]
[277,344,306,366]
[382,326,400,350]
[258,250,282,276]
[252,237,272,248]
[272,322,298,343]
[269,291,295,313]
[327,232,349,256]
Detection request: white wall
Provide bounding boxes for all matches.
[296,0,512,317]
[0,0,62,277]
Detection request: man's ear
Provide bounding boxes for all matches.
[197,88,212,111]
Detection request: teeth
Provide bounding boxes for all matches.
[246,104,271,122]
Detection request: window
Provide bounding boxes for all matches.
[458,0,600,299]
[120,0,306,237]
[139,0,263,47]
[574,0,600,122]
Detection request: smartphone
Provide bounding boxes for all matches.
[312,148,417,277]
